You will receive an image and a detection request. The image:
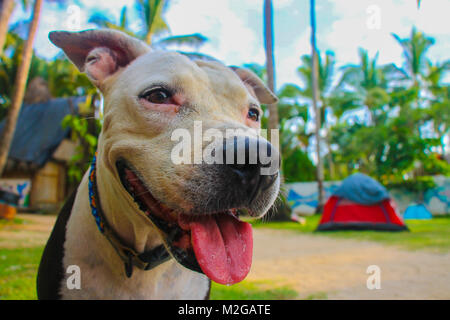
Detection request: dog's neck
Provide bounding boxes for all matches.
[95,150,164,254]
[59,150,210,299]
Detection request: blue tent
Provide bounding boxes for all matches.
[404,204,432,220]
[333,173,390,205]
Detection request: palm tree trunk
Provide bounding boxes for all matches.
[0,0,43,176]
[145,31,152,46]
[310,0,325,213]
[326,133,335,179]
[263,0,292,222]
[0,0,15,56]
[264,0,279,136]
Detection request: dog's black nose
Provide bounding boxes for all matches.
[223,136,279,203]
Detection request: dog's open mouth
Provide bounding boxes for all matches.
[116,160,253,285]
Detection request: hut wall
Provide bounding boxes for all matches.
[30,161,66,211]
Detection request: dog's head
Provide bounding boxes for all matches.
[50,29,280,285]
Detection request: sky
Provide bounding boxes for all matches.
[11,0,450,92]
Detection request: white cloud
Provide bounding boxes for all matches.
[275,26,311,88]
[22,0,449,89]
[275,0,294,8]
[243,0,294,10]
[325,0,450,67]
[165,0,264,65]
[32,1,101,58]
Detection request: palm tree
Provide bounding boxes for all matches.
[297,52,336,112]
[277,88,312,182]
[388,28,436,141]
[263,0,279,136]
[337,48,391,125]
[421,59,449,156]
[0,0,43,176]
[136,0,169,45]
[392,27,434,87]
[296,51,337,179]
[0,0,15,56]
[309,0,325,212]
[242,63,309,159]
[89,0,207,49]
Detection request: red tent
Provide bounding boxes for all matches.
[317,196,408,231]
[316,173,408,231]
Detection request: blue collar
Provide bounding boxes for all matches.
[87,152,171,277]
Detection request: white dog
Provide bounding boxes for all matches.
[37,29,280,299]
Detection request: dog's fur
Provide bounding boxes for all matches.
[37,29,280,299]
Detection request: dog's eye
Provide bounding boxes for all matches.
[247,108,260,122]
[140,88,172,104]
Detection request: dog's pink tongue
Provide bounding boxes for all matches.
[188,214,252,285]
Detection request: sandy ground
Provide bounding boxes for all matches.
[1,214,449,299]
[249,229,450,300]
[0,214,56,248]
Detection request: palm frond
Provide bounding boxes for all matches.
[277,83,303,99]
[135,0,170,43]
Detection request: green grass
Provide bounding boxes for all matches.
[210,280,297,300]
[0,246,44,300]
[253,215,322,233]
[253,215,450,253]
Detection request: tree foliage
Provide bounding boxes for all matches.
[251,27,449,191]
[0,0,447,193]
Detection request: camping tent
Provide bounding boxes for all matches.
[404,204,432,220]
[316,173,409,231]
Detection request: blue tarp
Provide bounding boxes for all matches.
[333,173,390,205]
[404,204,432,220]
[0,97,82,167]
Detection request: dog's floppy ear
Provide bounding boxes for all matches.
[49,29,150,89]
[230,66,278,104]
